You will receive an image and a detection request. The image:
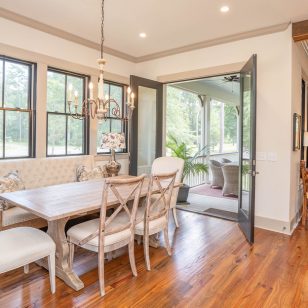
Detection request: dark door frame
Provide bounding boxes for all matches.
[238,54,257,244]
[129,75,163,175]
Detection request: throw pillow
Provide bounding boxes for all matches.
[0,170,25,210]
[76,165,108,182]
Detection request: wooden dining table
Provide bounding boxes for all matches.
[0,175,178,291]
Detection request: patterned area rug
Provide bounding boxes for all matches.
[190,184,238,200]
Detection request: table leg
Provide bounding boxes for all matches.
[37,218,84,291]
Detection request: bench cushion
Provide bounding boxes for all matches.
[0,227,55,273]
[2,207,38,227]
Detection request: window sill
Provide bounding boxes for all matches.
[94,153,129,161]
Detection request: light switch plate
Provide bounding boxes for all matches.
[256,152,267,161]
[267,152,278,161]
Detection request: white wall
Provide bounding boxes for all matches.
[136,27,295,232]
[290,42,308,226]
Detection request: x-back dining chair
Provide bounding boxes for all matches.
[67,174,146,297]
[135,171,177,271]
[151,157,184,228]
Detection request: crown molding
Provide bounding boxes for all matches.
[1,7,290,64]
[136,22,290,63]
[0,7,138,63]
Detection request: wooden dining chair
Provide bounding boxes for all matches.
[135,171,177,271]
[151,157,184,228]
[300,160,308,226]
[67,174,145,297]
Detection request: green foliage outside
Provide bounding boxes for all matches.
[0,60,30,157]
[166,86,238,158]
[166,135,208,182]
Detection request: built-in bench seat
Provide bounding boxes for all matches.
[0,155,95,231]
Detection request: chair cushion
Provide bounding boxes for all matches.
[3,207,38,226]
[67,217,131,252]
[135,216,167,235]
[0,227,55,273]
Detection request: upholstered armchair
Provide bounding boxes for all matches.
[209,160,224,188]
[222,164,239,196]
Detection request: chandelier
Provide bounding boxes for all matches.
[67,0,135,122]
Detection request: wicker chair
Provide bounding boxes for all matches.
[209,160,224,188]
[222,164,239,196]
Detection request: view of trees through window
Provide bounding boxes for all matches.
[0,57,32,158]
[47,69,86,156]
[166,86,202,155]
[166,85,238,157]
[97,82,126,154]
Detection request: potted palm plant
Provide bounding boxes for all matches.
[166,135,208,203]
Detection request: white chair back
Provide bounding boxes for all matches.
[151,157,184,209]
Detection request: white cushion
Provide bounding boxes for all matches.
[67,217,132,252]
[135,216,167,235]
[0,227,55,273]
[151,157,184,209]
[3,207,38,226]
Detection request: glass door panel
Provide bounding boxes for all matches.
[129,76,163,175]
[137,86,157,175]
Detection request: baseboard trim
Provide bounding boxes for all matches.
[255,211,301,236]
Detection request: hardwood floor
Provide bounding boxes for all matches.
[1,210,308,307]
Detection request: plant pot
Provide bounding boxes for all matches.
[177,184,190,203]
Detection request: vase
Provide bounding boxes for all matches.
[105,149,121,177]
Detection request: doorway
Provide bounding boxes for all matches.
[165,73,240,221]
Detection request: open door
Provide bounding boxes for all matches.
[238,55,257,244]
[129,76,163,175]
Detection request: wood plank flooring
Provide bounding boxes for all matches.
[1,210,308,307]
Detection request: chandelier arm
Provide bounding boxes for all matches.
[89,99,98,120]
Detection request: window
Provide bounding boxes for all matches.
[166,86,202,155]
[97,81,127,154]
[47,68,88,156]
[209,100,238,154]
[0,56,35,159]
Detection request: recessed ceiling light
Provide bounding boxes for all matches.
[220,5,230,13]
[139,32,147,38]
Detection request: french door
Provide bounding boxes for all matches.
[129,76,163,175]
[238,54,257,244]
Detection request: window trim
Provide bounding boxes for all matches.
[96,79,128,155]
[0,55,36,160]
[46,67,90,157]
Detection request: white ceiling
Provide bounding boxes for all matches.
[173,74,240,105]
[1,0,308,57]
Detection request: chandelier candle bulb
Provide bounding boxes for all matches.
[131,93,135,107]
[74,91,78,106]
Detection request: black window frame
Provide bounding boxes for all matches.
[46,67,89,157]
[97,80,128,155]
[0,55,36,160]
